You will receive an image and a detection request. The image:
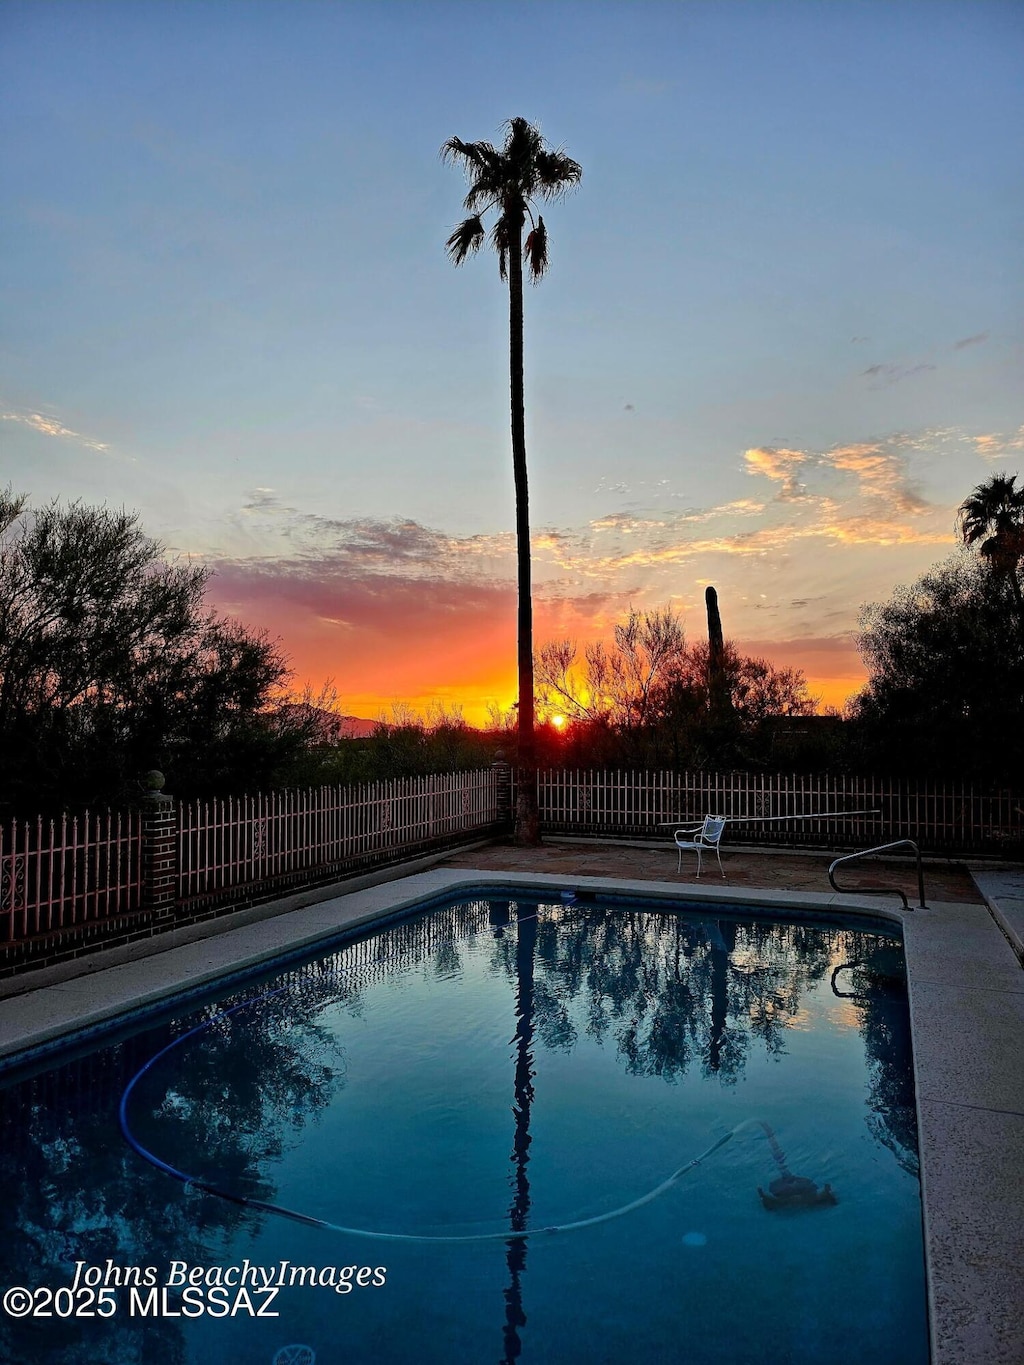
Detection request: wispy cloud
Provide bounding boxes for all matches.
[559,428,946,577]
[741,432,933,517]
[953,332,988,350]
[1,409,110,452]
[666,497,767,519]
[532,528,585,555]
[577,512,948,575]
[825,443,928,513]
[816,510,944,547]
[507,430,947,580]
[972,426,1024,459]
[231,491,516,573]
[589,513,666,534]
[861,361,936,386]
[714,498,765,517]
[886,426,960,452]
[743,446,808,498]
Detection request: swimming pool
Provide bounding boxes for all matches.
[0,888,928,1364]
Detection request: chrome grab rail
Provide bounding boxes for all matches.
[828,839,926,910]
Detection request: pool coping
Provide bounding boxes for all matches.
[0,866,1021,1364]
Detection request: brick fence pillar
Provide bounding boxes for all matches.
[492,753,513,833]
[140,770,178,917]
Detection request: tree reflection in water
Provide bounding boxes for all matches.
[0,977,346,1365]
[491,905,864,1081]
[488,901,916,1170]
[486,900,916,1362]
[0,897,917,1365]
[830,941,918,1175]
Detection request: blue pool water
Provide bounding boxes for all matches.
[0,891,928,1364]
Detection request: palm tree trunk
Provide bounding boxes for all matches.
[509,221,541,844]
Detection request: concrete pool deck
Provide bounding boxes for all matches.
[0,845,1021,1364]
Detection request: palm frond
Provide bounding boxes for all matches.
[502,116,543,163]
[534,148,583,198]
[503,117,548,196]
[524,216,548,281]
[439,136,497,172]
[957,473,1024,543]
[444,215,486,266]
[463,170,505,212]
[441,137,503,211]
[491,215,513,282]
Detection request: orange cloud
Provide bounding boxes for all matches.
[827,444,927,512]
[743,446,808,497]
[973,426,1024,459]
[206,562,515,720]
[589,513,666,534]
[205,557,627,725]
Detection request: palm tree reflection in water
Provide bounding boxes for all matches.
[500,902,537,1363]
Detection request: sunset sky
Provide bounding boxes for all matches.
[2,1,1022,723]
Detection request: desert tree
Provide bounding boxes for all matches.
[537,607,688,733]
[0,491,314,811]
[851,549,1024,781]
[537,605,813,768]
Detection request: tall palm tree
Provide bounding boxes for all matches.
[956,472,1024,627]
[442,118,581,845]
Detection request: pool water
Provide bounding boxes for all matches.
[0,892,928,1364]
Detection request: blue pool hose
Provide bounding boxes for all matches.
[118,910,747,1244]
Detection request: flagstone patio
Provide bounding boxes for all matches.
[439,836,985,905]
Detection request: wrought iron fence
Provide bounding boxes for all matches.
[0,810,142,946]
[3,766,1020,957]
[177,769,503,902]
[535,769,1024,852]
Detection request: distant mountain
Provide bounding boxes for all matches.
[336,714,377,739]
[280,704,377,741]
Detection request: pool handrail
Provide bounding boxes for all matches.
[828,839,926,910]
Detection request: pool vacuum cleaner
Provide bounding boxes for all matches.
[757,1121,837,1211]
